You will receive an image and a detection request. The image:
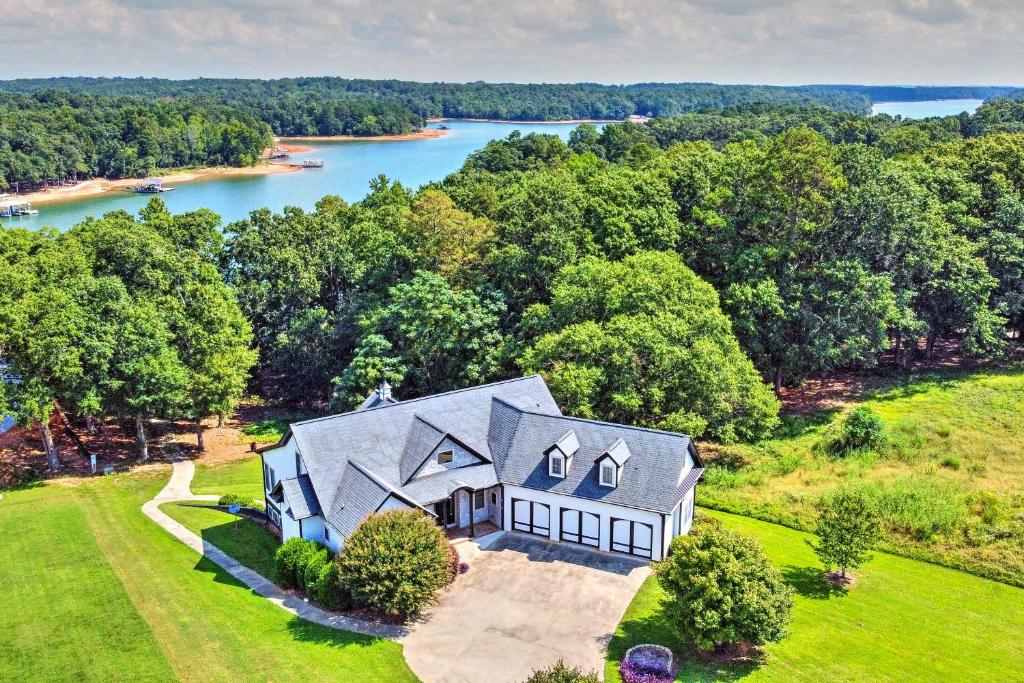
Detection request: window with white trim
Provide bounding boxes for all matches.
[474,490,485,509]
[600,463,616,487]
[550,453,564,478]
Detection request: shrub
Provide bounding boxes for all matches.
[446,541,460,584]
[657,519,793,651]
[273,537,323,589]
[218,493,261,508]
[522,660,599,683]
[940,456,962,470]
[302,547,331,591]
[307,556,353,610]
[823,407,885,456]
[336,509,453,618]
[813,488,881,578]
[701,464,744,489]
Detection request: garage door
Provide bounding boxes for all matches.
[560,508,600,547]
[511,498,550,537]
[610,517,653,558]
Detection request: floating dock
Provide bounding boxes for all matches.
[134,178,173,193]
[0,200,38,217]
[302,159,325,168]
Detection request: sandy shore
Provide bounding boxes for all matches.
[278,128,448,143]
[13,164,300,207]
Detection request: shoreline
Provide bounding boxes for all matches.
[12,163,301,207]
[278,128,447,143]
[427,117,618,124]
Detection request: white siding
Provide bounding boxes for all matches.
[281,510,300,541]
[323,521,343,553]
[378,495,412,513]
[301,515,325,543]
[502,484,668,560]
[261,438,298,495]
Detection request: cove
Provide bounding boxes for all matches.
[5,120,597,231]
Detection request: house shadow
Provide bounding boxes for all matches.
[781,564,848,600]
[480,532,644,577]
[609,611,764,682]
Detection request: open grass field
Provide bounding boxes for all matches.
[191,454,265,502]
[606,509,1024,682]
[698,369,1024,585]
[161,502,280,578]
[0,469,417,683]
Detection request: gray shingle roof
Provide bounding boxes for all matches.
[288,375,560,524]
[281,474,320,520]
[493,405,698,514]
[399,415,446,483]
[401,463,499,504]
[325,463,392,537]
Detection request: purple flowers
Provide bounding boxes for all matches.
[458,561,470,574]
[620,644,674,683]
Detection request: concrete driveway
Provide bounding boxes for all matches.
[403,532,651,683]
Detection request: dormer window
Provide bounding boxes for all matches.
[547,430,578,479]
[438,449,454,465]
[550,452,565,478]
[596,437,631,488]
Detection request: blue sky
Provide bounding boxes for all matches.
[2,0,1020,85]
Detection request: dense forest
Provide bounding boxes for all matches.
[4,101,1022,468]
[0,92,272,191]
[0,77,874,121]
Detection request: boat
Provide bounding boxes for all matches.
[134,178,172,193]
[302,158,325,168]
[0,200,37,217]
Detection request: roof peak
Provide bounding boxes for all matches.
[292,375,547,429]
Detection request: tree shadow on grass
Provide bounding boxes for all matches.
[284,616,392,649]
[608,609,764,682]
[782,564,848,600]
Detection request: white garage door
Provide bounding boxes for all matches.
[559,508,600,548]
[511,498,550,537]
[610,517,654,558]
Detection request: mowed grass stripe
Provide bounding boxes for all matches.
[75,469,418,683]
[0,483,176,682]
[607,510,1024,682]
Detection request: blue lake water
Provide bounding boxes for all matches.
[4,120,595,231]
[871,99,984,119]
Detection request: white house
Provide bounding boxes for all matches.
[257,375,703,561]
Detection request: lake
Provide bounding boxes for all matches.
[871,99,984,118]
[4,120,595,231]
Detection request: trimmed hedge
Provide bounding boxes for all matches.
[272,536,353,610]
[274,537,324,589]
[218,493,263,509]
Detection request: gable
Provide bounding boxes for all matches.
[410,436,487,480]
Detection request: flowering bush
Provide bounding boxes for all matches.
[620,644,674,683]
[458,561,470,574]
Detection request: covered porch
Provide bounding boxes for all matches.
[430,484,502,538]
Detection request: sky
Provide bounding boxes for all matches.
[1,0,1021,85]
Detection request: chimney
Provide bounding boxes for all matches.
[379,379,392,401]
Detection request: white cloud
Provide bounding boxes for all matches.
[0,0,1019,85]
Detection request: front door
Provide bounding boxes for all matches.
[434,494,456,528]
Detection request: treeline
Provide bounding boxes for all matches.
[799,84,1017,103]
[0,91,272,191]
[0,204,256,470]
[0,76,872,122]
[4,104,1023,468]
[564,100,1024,159]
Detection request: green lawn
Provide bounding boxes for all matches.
[191,454,264,502]
[606,509,1024,682]
[160,502,279,578]
[0,470,417,682]
[698,368,1024,585]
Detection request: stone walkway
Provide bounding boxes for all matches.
[141,460,407,640]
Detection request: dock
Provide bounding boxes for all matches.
[134,178,173,193]
[302,159,325,168]
[0,200,38,217]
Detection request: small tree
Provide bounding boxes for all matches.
[336,509,452,618]
[522,661,599,683]
[813,488,881,579]
[656,520,793,651]
[825,407,885,456]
